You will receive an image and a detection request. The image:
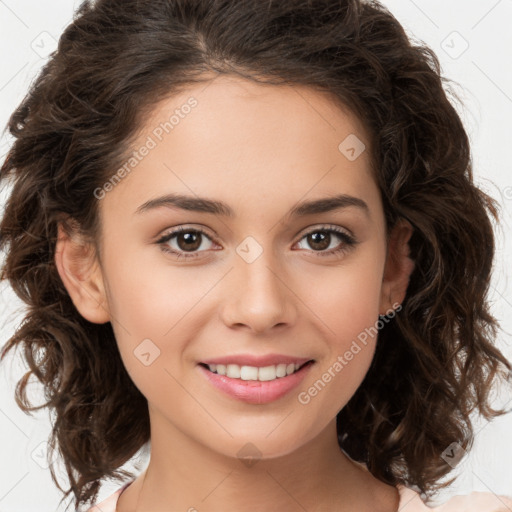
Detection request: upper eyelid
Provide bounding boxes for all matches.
[297,224,353,238]
[157,224,354,246]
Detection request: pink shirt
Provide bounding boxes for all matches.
[86,480,512,511]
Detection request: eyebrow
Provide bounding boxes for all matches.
[134,193,370,219]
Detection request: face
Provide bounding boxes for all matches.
[57,74,413,461]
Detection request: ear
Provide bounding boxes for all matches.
[379,218,415,316]
[54,219,110,324]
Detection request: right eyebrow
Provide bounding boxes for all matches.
[134,192,370,220]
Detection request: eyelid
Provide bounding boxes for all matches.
[156,223,354,242]
[295,223,354,239]
[155,223,357,259]
[155,224,215,242]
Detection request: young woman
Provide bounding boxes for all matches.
[1,1,511,511]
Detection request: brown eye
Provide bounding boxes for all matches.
[175,231,203,252]
[305,231,331,251]
[295,226,357,257]
[156,227,216,259]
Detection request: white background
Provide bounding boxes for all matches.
[0,0,511,510]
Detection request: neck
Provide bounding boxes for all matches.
[120,406,398,512]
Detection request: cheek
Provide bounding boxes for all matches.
[307,245,385,347]
[102,249,232,403]
[296,247,385,409]
[104,245,221,340]
[297,303,378,422]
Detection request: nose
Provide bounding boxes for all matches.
[220,251,297,334]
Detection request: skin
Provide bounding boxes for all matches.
[55,74,415,511]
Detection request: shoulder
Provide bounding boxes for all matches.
[85,482,133,512]
[397,484,512,511]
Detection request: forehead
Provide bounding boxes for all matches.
[101,75,380,222]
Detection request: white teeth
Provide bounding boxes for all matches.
[240,366,258,380]
[226,364,241,378]
[258,365,276,381]
[276,364,287,378]
[206,362,309,381]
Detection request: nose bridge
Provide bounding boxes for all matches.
[222,234,295,331]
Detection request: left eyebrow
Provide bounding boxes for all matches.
[134,193,370,219]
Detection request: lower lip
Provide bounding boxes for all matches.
[198,362,314,404]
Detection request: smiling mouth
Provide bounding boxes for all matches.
[198,360,315,382]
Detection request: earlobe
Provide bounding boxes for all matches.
[54,221,110,324]
[379,218,415,316]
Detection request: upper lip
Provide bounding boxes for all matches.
[200,354,314,367]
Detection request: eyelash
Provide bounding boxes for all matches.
[156,225,357,260]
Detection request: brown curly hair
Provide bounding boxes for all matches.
[1,0,511,509]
